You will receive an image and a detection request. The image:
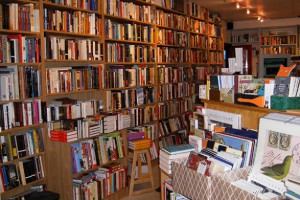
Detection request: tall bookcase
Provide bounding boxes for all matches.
[0,0,46,199]
[0,0,224,199]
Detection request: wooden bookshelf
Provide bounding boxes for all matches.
[0,0,225,199]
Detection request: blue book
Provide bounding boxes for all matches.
[163,144,195,155]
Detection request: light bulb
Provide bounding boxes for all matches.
[247,9,250,14]
[257,16,261,20]
[260,17,264,22]
[236,3,240,9]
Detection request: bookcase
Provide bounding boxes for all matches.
[0,0,225,199]
[228,26,298,55]
[0,0,47,199]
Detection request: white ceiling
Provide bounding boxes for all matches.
[197,0,300,22]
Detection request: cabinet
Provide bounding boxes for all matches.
[0,0,47,199]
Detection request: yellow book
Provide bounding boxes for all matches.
[33,130,39,154]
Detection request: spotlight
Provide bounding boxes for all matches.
[247,9,250,15]
[260,17,264,22]
[257,16,261,20]
[236,2,240,9]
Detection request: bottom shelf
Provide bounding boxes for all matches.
[1,178,46,199]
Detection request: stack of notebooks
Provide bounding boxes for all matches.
[159,144,195,175]
[128,138,152,150]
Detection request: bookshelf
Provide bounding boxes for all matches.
[0,0,47,199]
[229,26,298,56]
[0,0,225,199]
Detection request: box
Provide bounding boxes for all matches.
[271,96,300,110]
[171,161,280,200]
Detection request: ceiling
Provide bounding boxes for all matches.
[197,0,300,22]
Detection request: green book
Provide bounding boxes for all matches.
[162,144,195,155]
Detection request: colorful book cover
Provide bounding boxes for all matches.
[163,144,195,155]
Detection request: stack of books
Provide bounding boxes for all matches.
[128,138,152,150]
[159,144,195,175]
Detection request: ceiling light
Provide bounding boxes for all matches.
[236,2,240,9]
[247,9,250,14]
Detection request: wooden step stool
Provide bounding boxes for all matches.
[128,147,155,196]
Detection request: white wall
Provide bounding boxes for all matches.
[233,18,300,30]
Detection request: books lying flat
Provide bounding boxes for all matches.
[159,150,191,162]
[162,144,195,155]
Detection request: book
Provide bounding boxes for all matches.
[162,144,195,155]
[273,76,291,97]
[188,135,202,152]
[186,151,210,175]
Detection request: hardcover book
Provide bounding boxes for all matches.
[163,144,195,155]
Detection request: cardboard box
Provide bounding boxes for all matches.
[171,161,281,200]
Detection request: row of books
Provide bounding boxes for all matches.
[0,129,44,163]
[157,29,189,47]
[209,51,223,64]
[0,35,40,63]
[44,0,99,11]
[44,9,101,35]
[158,83,191,101]
[157,65,189,84]
[192,66,208,82]
[105,65,155,89]
[208,24,222,37]
[0,65,41,100]
[106,87,155,110]
[157,47,190,63]
[260,35,296,46]
[260,46,296,55]
[208,37,223,51]
[46,98,102,121]
[48,105,157,141]
[0,156,44,193]
[45,37,104,61]
[46,65,104,94]
[106,43,156,63]
[158,116,187,136]
[157,98,192,120]
[190,34,207,49]
[71,132,124,173]
[191,49,208,63]
[190,19,207,35]
[156,10,188,30]
[72,163,127,200]
[158,130,188,149]
[186,1,208,20]
[104,0,155,24]
[0,4,40,32]
[105,19,154,43]
[0,100,45,131]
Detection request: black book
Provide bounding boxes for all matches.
[22,158,37,184]
[15,134,27,158]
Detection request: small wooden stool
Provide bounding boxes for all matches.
[128,148,155,196]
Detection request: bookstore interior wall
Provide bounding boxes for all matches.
[0,0,225,199]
